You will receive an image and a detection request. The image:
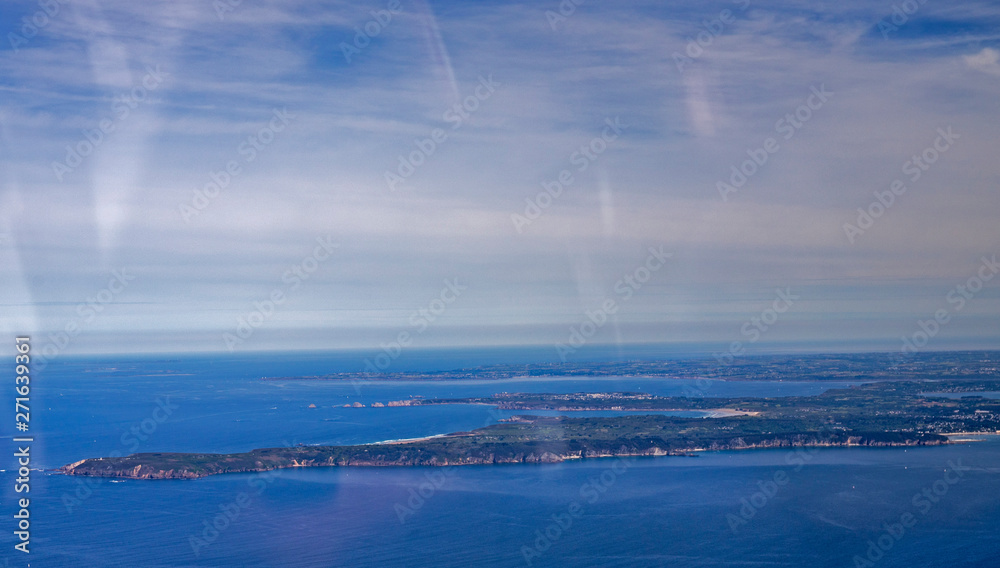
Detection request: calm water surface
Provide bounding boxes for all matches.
[1,353,995,567]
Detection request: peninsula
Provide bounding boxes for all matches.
[61,379,1000,480]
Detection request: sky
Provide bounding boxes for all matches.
[1,0,999,360]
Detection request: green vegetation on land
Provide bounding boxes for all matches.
[61,379,1000,479]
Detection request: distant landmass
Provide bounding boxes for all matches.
[260,351,1000,382]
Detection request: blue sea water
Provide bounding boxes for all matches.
[1,350,998,567]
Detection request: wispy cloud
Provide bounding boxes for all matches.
[1,0,999,353]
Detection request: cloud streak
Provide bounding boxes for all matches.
[1,0,999,354]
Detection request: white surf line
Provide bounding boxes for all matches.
[368,433,451,445]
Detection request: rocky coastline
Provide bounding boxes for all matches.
[60,433,947,480]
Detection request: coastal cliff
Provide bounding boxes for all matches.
[60,425,947,480]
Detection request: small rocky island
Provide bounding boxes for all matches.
[61,380,1000,480]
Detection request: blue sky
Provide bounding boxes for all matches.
[1,0,999,358]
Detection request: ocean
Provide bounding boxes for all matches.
[2,350,998,567]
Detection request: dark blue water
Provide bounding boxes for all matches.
[1,352,997,567]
